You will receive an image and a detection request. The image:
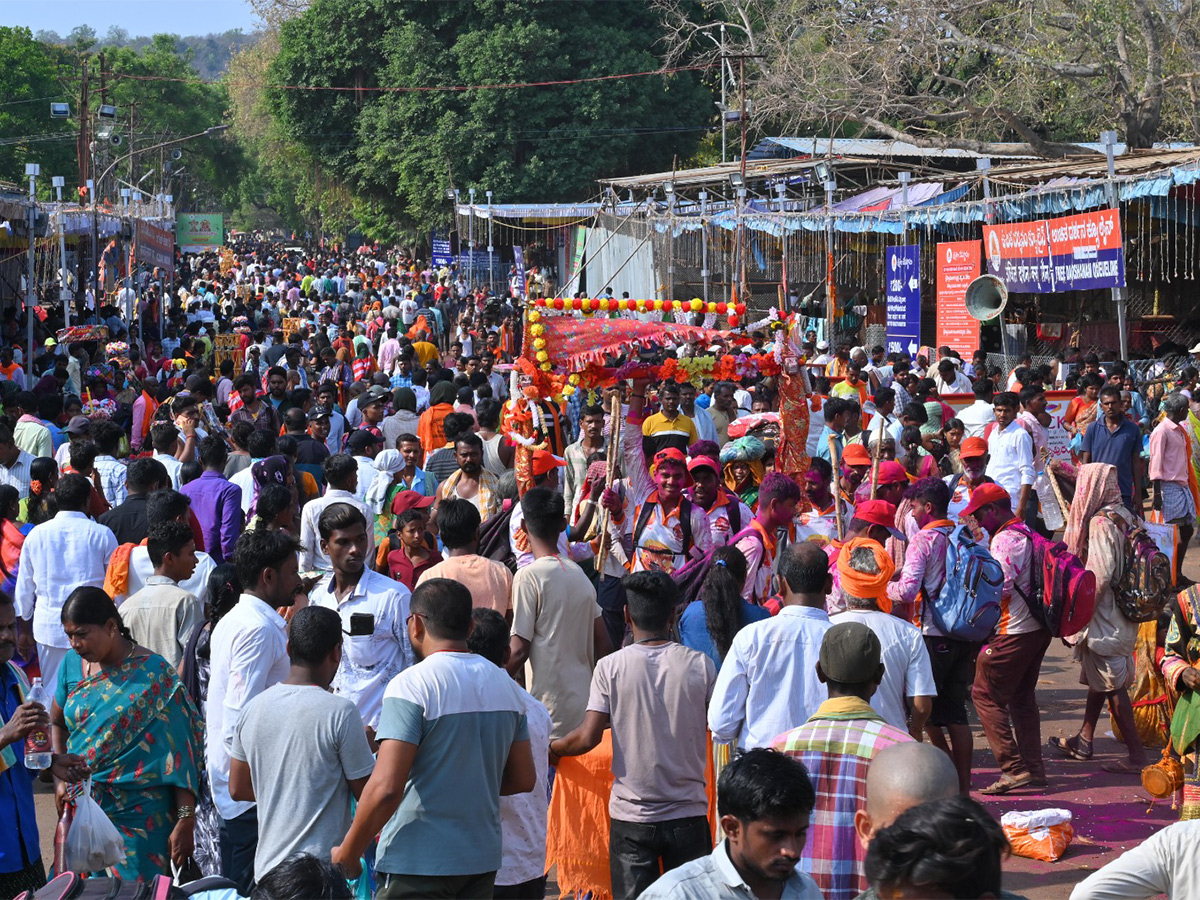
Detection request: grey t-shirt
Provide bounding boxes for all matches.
[231,683,376,879]
[588,641,716,823]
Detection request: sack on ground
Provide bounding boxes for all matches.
[62,778,126,874]
[1001,808,1074,862]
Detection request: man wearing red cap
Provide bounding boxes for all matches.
[685,454,752,548]
[603,383,712,576]
[826,499,907,615]
[960,484,1051,794]
[839,442,873,497]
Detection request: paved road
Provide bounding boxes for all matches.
[33,554,1198,899]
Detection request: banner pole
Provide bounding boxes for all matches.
[1102,132,1129,362]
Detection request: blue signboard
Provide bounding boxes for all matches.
[431,230,453,267]
[885,245,921,356]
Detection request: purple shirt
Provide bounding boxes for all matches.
[181,470,244,564]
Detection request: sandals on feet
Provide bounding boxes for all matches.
[980,774,1034,795]
[1049,735,1093,761]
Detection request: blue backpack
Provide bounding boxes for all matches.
[925,524,1004,642]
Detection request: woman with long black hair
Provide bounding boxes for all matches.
[678,545,767,669]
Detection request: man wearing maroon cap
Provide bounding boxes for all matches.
[960,484,1052,794]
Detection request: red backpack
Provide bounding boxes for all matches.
[1007,521,1096,637]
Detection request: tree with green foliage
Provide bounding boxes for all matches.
[99,35,242,209]
[267,0,713,240]
[0,27,77,187]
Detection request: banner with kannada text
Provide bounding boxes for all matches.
[984,207,1125,293]
[936,240,981,357]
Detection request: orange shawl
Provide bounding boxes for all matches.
[104,538,149,598]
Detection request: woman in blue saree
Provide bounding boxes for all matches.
[49,586,202,882]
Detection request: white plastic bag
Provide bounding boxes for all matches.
[63,778,126,873]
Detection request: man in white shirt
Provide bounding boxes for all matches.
[149,422,185,489]
[470,607,552,897]
[830,539,934,737]
[307,502,412,737]
[640,748,822,900]
[207,528,302,895]
[956,378,997,438]
[935,357,973,394]
[708,541,833,749]
[15,477,115,691]
[985,391,1035,520]
[399,292,418,326]
[1070,819,1200,900]
[298,453,375,572]
[0,425,34,500]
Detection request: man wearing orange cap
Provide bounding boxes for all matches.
[946,437,994,524]
[509,449,594,570]
[840,442,873,495]
[960,484,1052,794]
[832,537,935,739]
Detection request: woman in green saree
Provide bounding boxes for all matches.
[50,586,202,882]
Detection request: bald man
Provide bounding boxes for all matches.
[854,741,958,852]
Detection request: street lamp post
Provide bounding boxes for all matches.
[468,188,476,290]
[486,190,494,294]
[699,191,710,306]
[90,125,229,305]
[25,164,39,389]
[1101,130,1129,362]
[53,176,70,327]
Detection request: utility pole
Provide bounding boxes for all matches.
[53,177,70,327]
[719,23,727,165]
[76,58,90,186]
[737,55,748,299]
[1101,131,1129,362]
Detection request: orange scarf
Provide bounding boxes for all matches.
[104,539,149,598]
[546,731,721,900]
[140,391,159,441]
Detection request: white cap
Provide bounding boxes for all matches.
[1190,342,1200,354]
[816,340,830,350]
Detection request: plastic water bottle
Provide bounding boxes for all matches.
[24,677,53,771]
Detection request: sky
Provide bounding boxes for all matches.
[2,0,261,37]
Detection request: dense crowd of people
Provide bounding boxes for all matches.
[1,237,1199,900]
